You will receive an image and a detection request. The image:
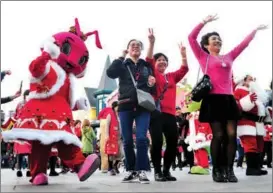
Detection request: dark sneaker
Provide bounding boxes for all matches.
[163,171,176,181]
[109,169,116,176]
[122,171,137,183]
[138,171,150,184]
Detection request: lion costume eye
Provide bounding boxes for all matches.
[79,56,88,65]
[61,40,71,55]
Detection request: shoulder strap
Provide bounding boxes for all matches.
[126,65,137,88]
[158,75,168,101]
[196,55,210,84]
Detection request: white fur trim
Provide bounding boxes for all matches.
[29,62,51,83]
[255,100,265,116]
[184,136,189,144]
[75,97,90,111]
[256,122,265,136]
[69,73,77,109]
[187,146,193,152]
[51,148,58,152]
[28,61,66,100]
[188,117,196,147]
[239,94,255,112]
[41,36,60,59]
[265,107,272,123]
[2,128,82,148]
[195,133,206,142]
[193,141,211,150]
[237,125,257,137]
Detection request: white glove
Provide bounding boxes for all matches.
[42,37,60,59]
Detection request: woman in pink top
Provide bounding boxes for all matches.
[188,14,268,183]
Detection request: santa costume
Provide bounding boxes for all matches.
[185,112,212,175]
[2,18,102,185]
[98,105,123,176]
[234,79,270,176]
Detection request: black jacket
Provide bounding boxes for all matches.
[107,57,155,111]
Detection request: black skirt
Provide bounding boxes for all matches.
[199,94,240,123]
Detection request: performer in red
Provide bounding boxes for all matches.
[262,124,272,168]
[234,74,269,176]
[98,101,123,176]
[185,112,212,175]
[2,18,102,185]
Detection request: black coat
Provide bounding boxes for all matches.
[107,57,155,111]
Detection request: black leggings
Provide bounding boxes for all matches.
[149,113,178,174]
[210,121,237,168]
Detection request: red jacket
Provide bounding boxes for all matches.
[146,57,188,115]
[98,108,119,155]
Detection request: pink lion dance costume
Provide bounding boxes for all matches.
[2,18,102,185]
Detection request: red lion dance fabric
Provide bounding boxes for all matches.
[2,18,102,185]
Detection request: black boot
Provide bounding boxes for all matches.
[212,167,226,183]
[154,172,166,182]
[163,167,176,181]
[257,153,268,175]
[221,167,228,182]
[246,152,263,176]
[26,170,31,177]
[226,167,238,183]
[16,170,23,177]
[49,156,59,177]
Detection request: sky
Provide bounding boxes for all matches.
[1,1,272,113]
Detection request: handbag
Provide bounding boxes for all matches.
[191,55,212,102]
[126,65,156,112]
[105,138,119,155]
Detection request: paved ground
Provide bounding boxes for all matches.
[1,167,272,192]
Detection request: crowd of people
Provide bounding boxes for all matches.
[0,14,272,187]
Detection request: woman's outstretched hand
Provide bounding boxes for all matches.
[148,28,155,44]
[203,14,219,24]
[256,24,268,31]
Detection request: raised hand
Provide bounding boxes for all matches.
[178,42,187,58]
[256,24,268,31]
[5,70,11,75]
[148,75,156,87]
[148,28,155,44]
[203,14,219,24]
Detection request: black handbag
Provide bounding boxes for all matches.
[191,55,212,102]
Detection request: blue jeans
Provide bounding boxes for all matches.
[119,110,150,171]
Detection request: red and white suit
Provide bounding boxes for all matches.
[2,55,90,181]
[234,85,266,153]
[234,84,270,175]
[185,113,212,169]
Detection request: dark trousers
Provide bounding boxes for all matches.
[262,141,272,166]
[172,146,183,168]
[149,112,178,174]
[119,110,150,171]
[181,141,194,168]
